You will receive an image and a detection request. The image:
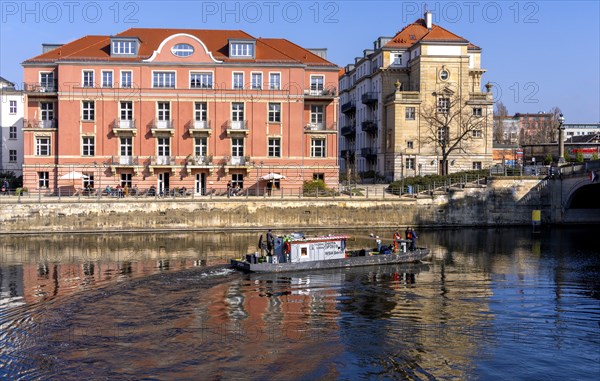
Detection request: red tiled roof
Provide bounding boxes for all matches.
[22,28,337,67]
[384,18,478,50]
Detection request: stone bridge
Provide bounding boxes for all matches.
[549,160,600,224]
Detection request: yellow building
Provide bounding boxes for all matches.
[339,12,494,180]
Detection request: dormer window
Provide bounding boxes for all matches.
[111,37,139,56]
[171,43,194,57]
[229,40,255,58]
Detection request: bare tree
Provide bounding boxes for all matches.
[493,101,509,143]
[495,101,508,117]
[419,93,488,175]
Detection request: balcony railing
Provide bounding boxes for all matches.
[24,82,57,93]
[469,92,492,101]
[110,155,139,166]
[193,120,210,130]
[361,92,378,105]
[226,120,249,136]
[154,119,173,129]
[341,101,356,114]
[304,88,336,97]
[114,119,136,129]
[187,155,213,166]
[24,119,56,129]
[151,156,176,165]
[304,122,337,133]
[361,120,378,134]
[229,156,251,166]
[361,147,377,160]
[341,125,356,137]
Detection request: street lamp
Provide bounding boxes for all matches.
[557,113,566,164]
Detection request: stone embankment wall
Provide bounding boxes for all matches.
[0,179,547,234]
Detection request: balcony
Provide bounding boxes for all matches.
[361,92,378,105]
[186,155,214,175]
[303,87,336,100]
[24,82,58,96]
[361,120,378,134]
[109,155,141,175]
[385,91,421,104]
[113,119,137,136]
[226,120,249,136]
[188,120,212,137]
[304,122,338,134]
[341,101,356,114]
[468,92,493,103]
[151,119,174,137]
[341,149,355,160]
[340,125,356,138]
[223,155,252,174]
[23,119,57,130]
[148,155,178,174]
[361,147,378,161]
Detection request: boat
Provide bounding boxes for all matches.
[230,232,430,273]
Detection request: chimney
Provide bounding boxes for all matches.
[425,11,432,30]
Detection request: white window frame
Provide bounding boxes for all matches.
[121,173,133,188]
[230,42,254,57]
[405,107,416,120]
[152,71,176,88]
[82,100,95,121]
[190,71,213,89]
[172,43,194,57]
[194,102,208,121]
[251,72,262,90]
[82,136,95,156]
[101,70,113,88]
[194,137,208,157]
[310,105,324,125]
[437,97,450,113]
[473,161,482,170]
[157,102,170,121]
[120,137,133,157]
[35,136,51,156]
[472,129,483,138]
[268,137,281,157]
[38,171,49,188]
[9,100,17,114]
[473,107,483,116]
[310,75,325,94]
[120,70,133,88]
[232,72,244,90]
[157,137,171,157]
[269,72,281,90]
[231,173,244,188]
[40,72,54,89]
[268,102,281,123]
[231,137,244,157]
[82,70,94,88]
[112,40,136,55]
[231,102,244,122]
[406,158,415,170]
[9,126,17,139]
[120,101,133,121]
[407,140,414,149]
[311,138,326,158]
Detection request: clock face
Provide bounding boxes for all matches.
[440,70,449,80]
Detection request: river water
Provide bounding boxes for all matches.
[0,227,599,380]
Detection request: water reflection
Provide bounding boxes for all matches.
[0,227,599,380]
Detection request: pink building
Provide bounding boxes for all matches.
[22,28,340,195]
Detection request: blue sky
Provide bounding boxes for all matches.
[1,0,598,123]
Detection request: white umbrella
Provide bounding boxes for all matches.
[59,171,89,180]
[261,173,286,180]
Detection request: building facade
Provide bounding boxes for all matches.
[564,123,600,142]
[21,28,340,194]
[0,77,24,177]
[339,12,493,180]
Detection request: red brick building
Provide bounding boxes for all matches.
[22,28,340,195]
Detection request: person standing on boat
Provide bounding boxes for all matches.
[375,236,382,252]
[393,230,401,252]
[410,228,417,251]
[266,229,275,256]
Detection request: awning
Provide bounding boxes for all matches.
[261,173,286,180]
